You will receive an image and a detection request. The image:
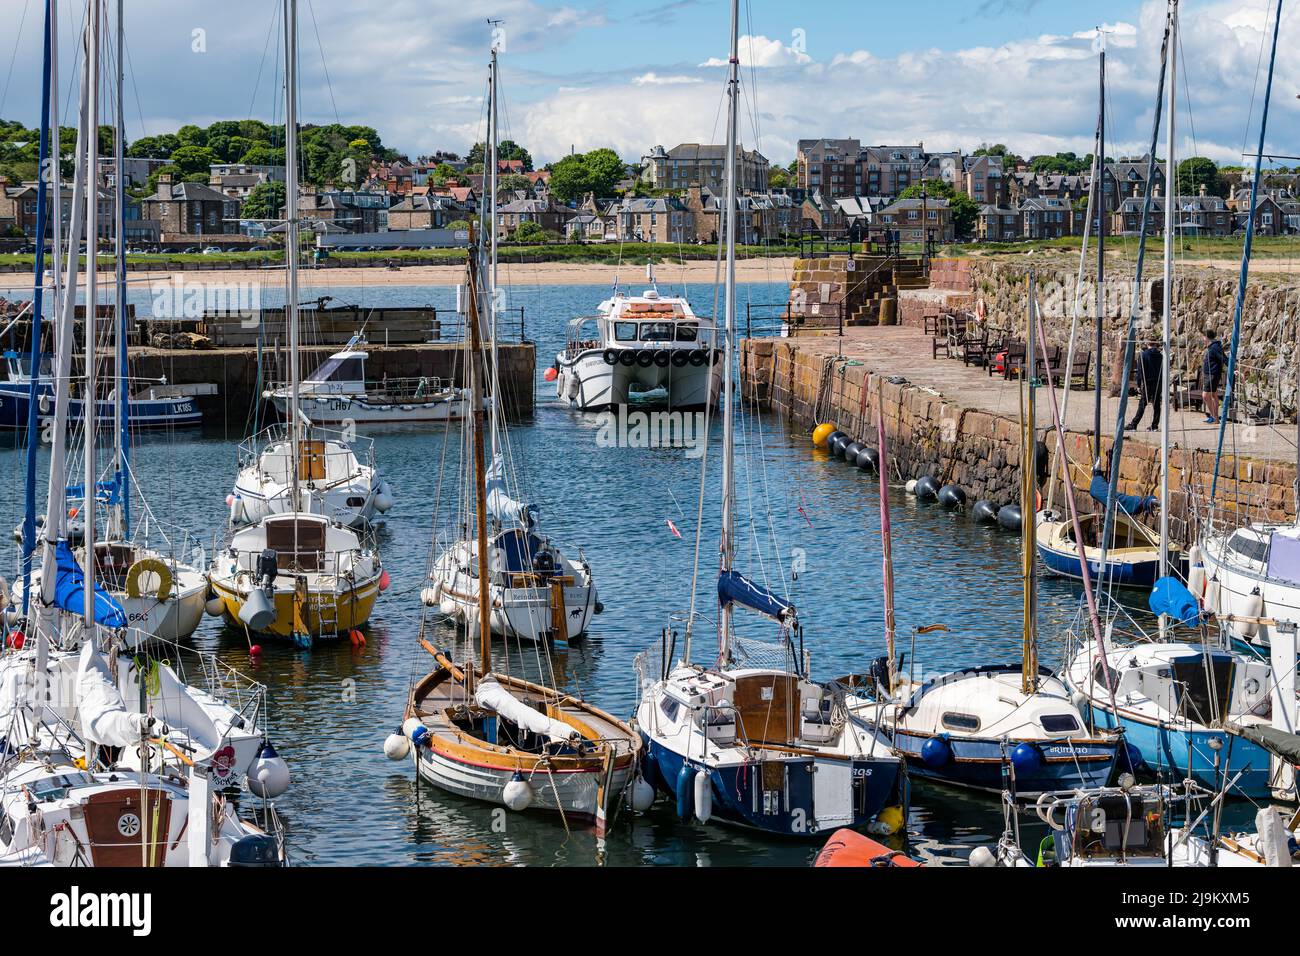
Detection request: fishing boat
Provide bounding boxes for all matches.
[869,292,1119,798]
[230,422,392,529]
[392,60,641,828]
[554,267,722,412]
[266,335,470,426]
[423,53,598,646]
[208,0,385,649]
[635,0,904,838]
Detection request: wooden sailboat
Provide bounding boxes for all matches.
[207,0,383,648]
[394,224,640,832]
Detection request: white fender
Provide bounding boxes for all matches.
[693,769,712,823]
[1232,588,1263,639]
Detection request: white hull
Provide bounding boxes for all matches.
[232,471,380,529]
[556,349,722,411]
[1200,526,1300,646]
[272,392,469,425]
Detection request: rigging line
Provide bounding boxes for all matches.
[246,3,281,121]
[304,0,340,124]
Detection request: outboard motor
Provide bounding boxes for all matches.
[532,549,557,577]
[238,549,278,630]
[227,834,285,867]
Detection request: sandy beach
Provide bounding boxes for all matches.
[0,257,797,293]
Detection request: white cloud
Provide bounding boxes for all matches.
[633,73,702,86]
[700,34,811,68]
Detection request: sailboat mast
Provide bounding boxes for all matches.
[1022,278,1038,695]
[283,0,301,512]
[717,0,740,661]
[877,382,897,694]
[1159,2,1177,636]
[21,0,56,615]
[1094,41,1106,459]
[487,45,501,462]
[84,0,101,631]
[467,235,491,676]
[114,0,128,537]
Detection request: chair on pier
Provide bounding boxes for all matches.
[999,340,1027,380]
[1064,347,1092,390]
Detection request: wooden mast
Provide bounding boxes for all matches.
[466,228,491,677]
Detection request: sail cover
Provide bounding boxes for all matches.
[1089,471,1157,516]
[474,676,576,745]
[718,570,796,624]
[1149,576,1202,626]
[53,541,127,628]
[1235,724,1300,765]
[76,642,149,748]
[485,455,538,529]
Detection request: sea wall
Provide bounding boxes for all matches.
[741,336,1296,546]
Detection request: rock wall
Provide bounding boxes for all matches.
[742,336,1296,546]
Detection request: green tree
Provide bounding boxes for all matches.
[467,139,533,171]
[1177,156,1224,197]
[511,220,546,242]
[242,180,287,220]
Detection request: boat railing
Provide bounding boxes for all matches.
[162,640,268,727]
[219,540,375,582]
[237,422,376,472]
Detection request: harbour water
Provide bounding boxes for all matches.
[0,277,1252,865]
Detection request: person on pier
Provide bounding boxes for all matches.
[1126,340,1163,432]
[1201,328,1226,425]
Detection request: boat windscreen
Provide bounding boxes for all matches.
[1169,653,1233,726]
[308,355,364,383]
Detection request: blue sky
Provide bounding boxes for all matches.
[0,0,1295,167]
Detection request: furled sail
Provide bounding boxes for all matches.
[718,570,796,624]
[1089,470,1156,516]
[1234,724,1300,765]
[485,455,538,529]
[474,676,576,745]
[76,642,150,747]
[52,541,127,628]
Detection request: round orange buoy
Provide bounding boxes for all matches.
[6,630,24,650]
[379,569,391,592]
[349,629,366,648]
[812,422,837,448]
[249,644,263,657]
[68,507,79,519]
[543,367,558,382]
[814,829,922,868]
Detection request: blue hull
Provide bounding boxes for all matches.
[641,733,902,837]
[0,384,201,430]
[1036,541,1160,588]
[893,730,1119,796]
[1087,703,1272,798]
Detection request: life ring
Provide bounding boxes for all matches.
[125,558,174,602]
[603,348,618,365]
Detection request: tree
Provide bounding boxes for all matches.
[511,221,546,242]
[243,180,287,220]
[769,166,792,189]
[1178,156,1224,197]
[548,149,624,203]
[498,173,531,192]
[898,178,979,239]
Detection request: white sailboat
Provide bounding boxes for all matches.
[208,0,384,649]
[635,0,903,838]
[424,50,598,645]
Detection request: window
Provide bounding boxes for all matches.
[1227,533,1269,564]
[1040,714,1080,733]
[640,322,674,342]
[614,321,638,342]
[659,696,680,723]
[941,712,980,732]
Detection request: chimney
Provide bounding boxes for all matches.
[1199,183,1208,198]
[156,171,173,199]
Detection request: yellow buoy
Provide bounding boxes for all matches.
[812,423,837,448]
[874,804,905,836]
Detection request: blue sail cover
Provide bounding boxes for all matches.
[53,541,127,628]
[718,570,796,624]
[1090,472,1156,516]
[1149,576,1202,627]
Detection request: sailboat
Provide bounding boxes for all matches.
[11,6,208,643]
[1062,0,1297,803]
[635,1,903,837]
[394,204,641,829]
[207,0,384,648]
[0,0,291,852]
[423,48,598,645]
[1035,35,1178,589]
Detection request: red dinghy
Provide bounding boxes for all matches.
[815,829,923,868]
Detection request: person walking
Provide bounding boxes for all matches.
[1127,340,1164,431]
[1202,328,1227,424]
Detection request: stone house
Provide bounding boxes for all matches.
[140,173,239,239]
[387,194,467,230]
[868,196,954,244]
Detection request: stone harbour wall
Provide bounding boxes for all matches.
[741,336,1297,546]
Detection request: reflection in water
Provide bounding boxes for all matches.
[0,281,1144,866]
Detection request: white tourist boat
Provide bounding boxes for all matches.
[230,423,392,529]
[208,1,385,650]
[266,335,471,426]
[554,271,723,411]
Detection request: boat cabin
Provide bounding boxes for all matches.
[566,290,714,355]
[1092,647,1269,725]
[2,350,52,384]
[301,348,368,396]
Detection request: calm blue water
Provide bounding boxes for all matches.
[1,276,1245,866]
